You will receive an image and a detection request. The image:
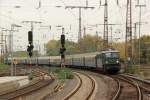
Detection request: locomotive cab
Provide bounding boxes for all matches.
[96,50,121,74]
[103,51,121,73]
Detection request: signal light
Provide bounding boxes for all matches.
[28,31,33,44]
[60,47,66,54]
[27,44,34,57]
[61,34,65,45]
[30,44,34,50]
[60,48,63,54]
[29,52,32,57]
[27,45,30,52]
[63,48,66,52]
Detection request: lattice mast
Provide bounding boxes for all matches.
[103,0,109,49]
[125,0,132,61]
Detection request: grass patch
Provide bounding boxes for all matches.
[0,63,9,71]
[48,67,74,83]
[124,64,140,74]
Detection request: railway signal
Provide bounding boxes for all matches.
[27,44,34,57]
[61,34,65,45]
[60,47,66,55]
[60,34,66,68]
[27,31,34,57]
[61,34,65,48]
[28,31,33,44]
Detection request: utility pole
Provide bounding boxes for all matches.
[95,31,99,51]
[83,26,86,37]
[11,24,21,76]
[0,27,5,63]
[110,26,113,46]
[0,27,9,63]
[0,30,9,63]
[99,0,111,48]
[65,6,94,42]
[4,35,8,60]
[103,0,109,49]
[132,23,137,63]
[131,22,147,63]
[2,25,20,76]
[134,23,137,41]
[135,4,146,66]
[125,0,132,65]
[0,30,4,63]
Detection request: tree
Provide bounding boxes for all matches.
[46,40,79,56]
[138,35,150,63]
[112,42,125,61]
[45,40,60,56]
[13,51,38,57]
[79,35,103,52]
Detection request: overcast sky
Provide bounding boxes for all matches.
[0,0,150,53]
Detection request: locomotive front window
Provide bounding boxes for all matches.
[105,52,119,58]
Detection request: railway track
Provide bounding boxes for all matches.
[85,68,144,100]
[110,75,142,100]
[111,78,121,100]
[64,71,96,100]
[0,68,54,100]
[0,79,54,100]
[120,74,150,99]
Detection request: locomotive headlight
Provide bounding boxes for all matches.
[116,60,119,63]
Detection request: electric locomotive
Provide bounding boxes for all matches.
[95,49,121,73]
[65,49,121,73]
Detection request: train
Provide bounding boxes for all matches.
[6,49,121,74]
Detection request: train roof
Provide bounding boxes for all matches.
[100,50,119,54]
[9,49,119,60]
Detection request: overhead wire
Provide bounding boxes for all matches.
[0,11,34,30]
[58,0,78,20]
[58,0,90,38]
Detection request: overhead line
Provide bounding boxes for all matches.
[58,0,77,20]
[58,0,88,26]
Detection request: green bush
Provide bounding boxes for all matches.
[48,67,74,83]
[64,68,74,79]
[124,65,140,74]
[28,66,75,82]
[57,68,74,79]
